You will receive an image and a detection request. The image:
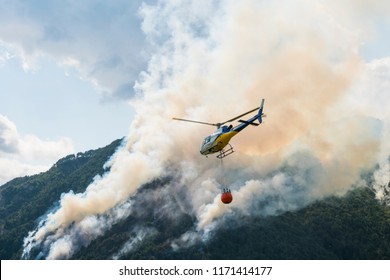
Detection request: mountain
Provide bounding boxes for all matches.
[0,139,122,259]
[1,139,390,259]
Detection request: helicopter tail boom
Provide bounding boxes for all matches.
[232,99,265,132]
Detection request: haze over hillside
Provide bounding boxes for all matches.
[1,139,390,260]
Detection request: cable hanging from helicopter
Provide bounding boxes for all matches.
[173,98,266,204]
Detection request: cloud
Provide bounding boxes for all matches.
[22,0,390,259]
[0,114,19,153]
[0,115,74,185]
[0,0,149,100]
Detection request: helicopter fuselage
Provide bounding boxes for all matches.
[200,126,238,155]
[199,106,263,156]
[174,98,265,158]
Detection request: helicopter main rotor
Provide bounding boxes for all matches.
[173,106,260,128]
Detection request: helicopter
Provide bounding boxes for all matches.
[173,98,265,159]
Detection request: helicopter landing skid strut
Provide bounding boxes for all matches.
[217,144,234,159]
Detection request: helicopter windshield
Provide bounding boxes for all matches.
[203,136,212,145]
[203,134,219,145]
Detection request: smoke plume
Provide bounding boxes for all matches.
[23,0,390,259]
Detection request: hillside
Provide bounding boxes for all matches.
[0,139,123,259]
[1,138,390,260]
[73,186,390,260]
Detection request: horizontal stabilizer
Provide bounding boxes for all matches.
[238,119,259,126]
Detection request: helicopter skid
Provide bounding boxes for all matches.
[217,144,234,159]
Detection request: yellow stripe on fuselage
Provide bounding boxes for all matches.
[213,131,238,152]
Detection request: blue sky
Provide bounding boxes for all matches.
[0,0,154,149]
[0,0,155,183]
[0,54,133,150]
[362,17,390,60]
[0,0,390,185]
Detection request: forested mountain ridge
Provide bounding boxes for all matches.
[0,139,123,259]
[1,138,390,259]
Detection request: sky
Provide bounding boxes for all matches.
[0,0,389,187]
[0,0,154,184]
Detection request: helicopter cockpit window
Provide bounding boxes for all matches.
[210,135,218,142]
[203,136,211,144]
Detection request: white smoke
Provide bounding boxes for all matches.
[112,226,158,260]
[23,0,390,259]
[373,160,390,205]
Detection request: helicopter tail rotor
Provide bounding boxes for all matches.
[257,99,265,124]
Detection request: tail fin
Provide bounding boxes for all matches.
[258,99,265,123]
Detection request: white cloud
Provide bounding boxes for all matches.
[0,115,74,185]
[0,0,149,99]
[0,114,18,153]
[0,1,148,183]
